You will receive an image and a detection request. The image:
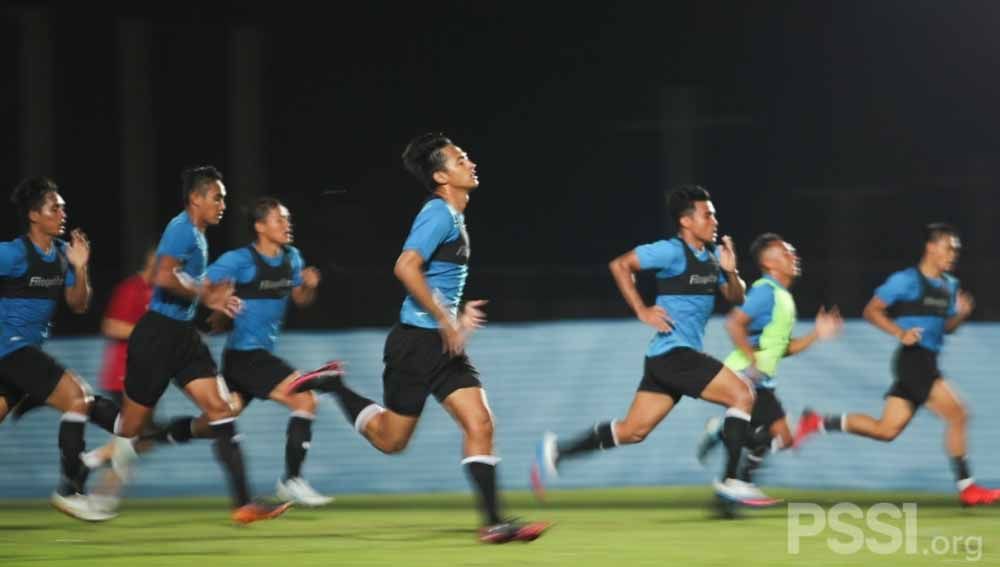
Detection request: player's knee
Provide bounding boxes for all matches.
[68,396,91,416]
[731,387,755,413]
[379,434,410,454]
[463,414,494,443]
[877,423,905,441]
[289,392,317,414]
[619,423,650,445]
[951,405,969,427]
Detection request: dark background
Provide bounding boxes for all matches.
[2,1,998,334]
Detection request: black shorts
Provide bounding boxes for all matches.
[886,345,941,407]
[750,387,786,428]
[382,323,482,417]
[638,347,723,402]
[0,345,66,409]
[124,311,218,407]
[222,349,296,402]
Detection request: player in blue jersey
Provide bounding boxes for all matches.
[532,185,769,505]
[109,166,290,523]
[0,177,120,521]
[150,197,331,507]
[290,133,549,543]
[795,223,999,506]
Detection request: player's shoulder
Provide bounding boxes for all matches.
[218,246,254,265]
[886,267,918,284]
[641,237,682,252]
[0,238,27,258]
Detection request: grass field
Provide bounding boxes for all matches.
[1,487,996,566]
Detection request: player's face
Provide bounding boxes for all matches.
[435,145,479,191]
[927,235,960,272]
[257,205,293,245]
[681,200,719,245]
[30,192,67,237]
[194,181,227,226]
[773,241,801,279]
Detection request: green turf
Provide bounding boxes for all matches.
[0,487,996,566]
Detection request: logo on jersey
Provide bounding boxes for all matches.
[28,276,64,288]
[259,279,294,291]
[689,274,718,286]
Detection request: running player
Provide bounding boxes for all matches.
[795,223,1000,506]
[695,233,842,497]
[0,177,119,521]
[289,133,549,543]
[153,197,332,506]
[532,185,764,505]
[109,166,290,523]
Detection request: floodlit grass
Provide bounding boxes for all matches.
[0,487,996,566]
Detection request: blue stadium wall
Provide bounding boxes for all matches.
[2,319,998,498]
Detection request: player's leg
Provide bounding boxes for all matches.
[442,387,500,525]
[925,379,999,505]
[699,366,755,483]
[269,369,333,506]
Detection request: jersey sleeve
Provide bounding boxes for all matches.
[874,271,916,307]
[156,222,195,262]
[738,284,776,323]
[289,247,305,287]
[635,240,682,272]
[0,241,25,277]
[206,250,249,284]
[402,202,454,262]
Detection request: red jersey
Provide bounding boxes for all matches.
[99,274,153,391]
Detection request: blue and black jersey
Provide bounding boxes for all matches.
[0,236,76,357]
[149,211,208,322]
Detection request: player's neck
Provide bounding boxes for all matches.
[767,270,793,288]
[26,228,54,254]
[677,231,706,252]
[434,186,469,213]
[918,258,943,279]
[184,206,208,232]
[254,239,281,257]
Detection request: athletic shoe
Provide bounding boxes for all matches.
[696,416,723,465]
[51,492,117,522]
[713,478,782,507]
[530,432,559,501]
[792,408,824,448]
[959,483,1000,507]
[80,449,106,470]
[110,436,139,482]
[276,477,334,507]
[231,501,292,524]
[479,520,551,543]
[286,361,346,395]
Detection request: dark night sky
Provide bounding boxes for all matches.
[2,1,999,333]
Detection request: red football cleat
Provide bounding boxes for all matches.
[959,483,1000,507]
[793,409,824,448]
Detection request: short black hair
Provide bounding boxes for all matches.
[401,133,452,192]
[924,222,958,244]
[666,184,711,223]
[10,177,59,226]
[180,165,223,206]
[749,232,785,268]
[250,196,284,234]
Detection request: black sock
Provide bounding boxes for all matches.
[558,421,617,460]
[952,456,972,483]
[328,384,377,425]
[722,413,751,480]
[823,414,843,432]
[58,416,87,495]
[285,415,313,479]
[142,416,195,444]
[87,395,120,433]
[210,419,251,507]
[464,459,502,525]
[739,445,769,482]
